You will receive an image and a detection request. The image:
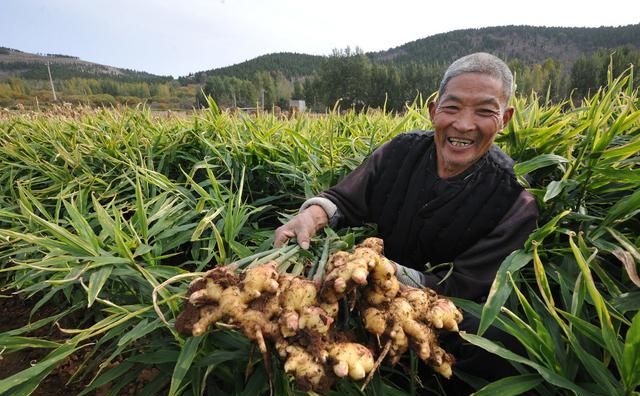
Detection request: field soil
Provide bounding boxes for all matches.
[1,293,162,395]
[0,293,88,395]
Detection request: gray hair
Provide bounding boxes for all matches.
[438,53,513,105]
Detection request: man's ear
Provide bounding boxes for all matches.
[502,106,515,126]
[428,101,436,120]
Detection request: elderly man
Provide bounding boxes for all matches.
[275,53,538,393]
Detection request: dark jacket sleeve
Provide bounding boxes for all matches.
[317,141,389,226]
[396,190,539,301]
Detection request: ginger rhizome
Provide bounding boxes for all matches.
[174,238,462,392]
[175,261,372,392]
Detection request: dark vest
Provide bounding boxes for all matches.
[368,131,523,269]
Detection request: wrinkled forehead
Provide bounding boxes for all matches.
[439,73,508,106]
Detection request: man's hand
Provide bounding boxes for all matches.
[274,205,329,249]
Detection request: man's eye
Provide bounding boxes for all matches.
[477,109,497,116]
[441,106,458,112]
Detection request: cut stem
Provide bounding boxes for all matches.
[312,237,331,283]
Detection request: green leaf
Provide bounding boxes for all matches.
[77,362,135,396]
[0,335,60,352]
[514,154,569,176]
[191,207,223,241]
[0,343,78,394]
[459,332,594,395]
[92,193,116,240]
[598,188,640,231]
[569,234,624,371]
[557,310,605,349]
[575,342,622,394]
[194,349,248,367]
[611,291,640,313]
[601,132,640,160]
[479,250,532,335]
[117,318,163,347]
[503,276,556,365]
[229,239,253,258]
[20,203,98,256]
[5,369,52,396]
[168,335,203,396]
[622,311,640,391]
[239,364,268,396]
[87,265,113,307]
[525,209,571,250]
[472,373,542,396]
[63,199,101,253]
[127,350,180,364]
[135,175,149,241]
[543,180,566,202]
[139,374,170,396]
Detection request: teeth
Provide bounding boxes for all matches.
[448,137,473,147]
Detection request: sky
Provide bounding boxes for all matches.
[1,0,638,78]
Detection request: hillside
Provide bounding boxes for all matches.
[186,24,640,80]
[369,24,640,65]
[183,52,325,82]
[0,47,171,82]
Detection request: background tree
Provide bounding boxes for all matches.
[292,81,304,100]
[320,47,372,111]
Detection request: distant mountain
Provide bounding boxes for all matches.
[0,47,171,82]
[188,23,640,80]
[3,23,639,86]
[368,24,640,65]
[180,52,324,83]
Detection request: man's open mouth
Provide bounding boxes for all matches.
[447,137,473,147]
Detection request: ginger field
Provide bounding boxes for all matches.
[1,70,639,396]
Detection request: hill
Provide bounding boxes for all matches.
[189,24,640,80]
[182,52,324,83]
[369,24,640,65]
[0,47,171,83]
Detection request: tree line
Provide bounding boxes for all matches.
[197,46,640,112]
[0,77,195,109]
[2,46,638,111]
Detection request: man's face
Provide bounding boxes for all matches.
[428,73,514,179]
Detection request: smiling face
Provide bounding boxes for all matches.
[429,73,514,179]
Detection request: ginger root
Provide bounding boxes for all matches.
[175,261,365,392]
[281,345,328,390]
[357,238,462,378]
[174,238,463,392]
[328,342,374,380]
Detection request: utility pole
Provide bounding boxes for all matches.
[47,61,57,101]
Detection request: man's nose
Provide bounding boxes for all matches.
[452,110,475,132]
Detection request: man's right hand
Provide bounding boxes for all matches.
[273,205,329,250]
